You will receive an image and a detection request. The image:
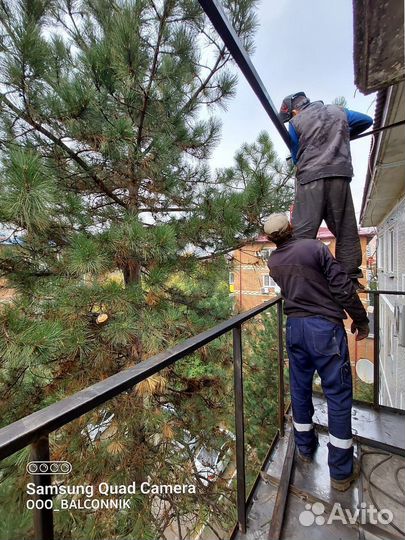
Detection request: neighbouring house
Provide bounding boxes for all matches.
[354,0,405,409]
[0,230,20,305]
[359,86,405,409]
[229,227,376,386]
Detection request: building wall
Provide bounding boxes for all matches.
[376,196,405,409]
[0,277,14,304]
[0,243,16,305]
[229,242,279,311]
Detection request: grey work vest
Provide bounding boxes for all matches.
[290,102,353,185]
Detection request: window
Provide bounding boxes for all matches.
[367,306,374,338]
[388,228,394,274]
[387,318,394,358]
[260,248,273,261]
[378,234,384,271]
[229,272,235,293]
[263,274,275,288]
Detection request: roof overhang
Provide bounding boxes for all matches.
[353,0,405,94]
[360,82,405,226]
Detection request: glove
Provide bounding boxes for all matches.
[351,321,369,341]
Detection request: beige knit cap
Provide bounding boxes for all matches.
[263,213,289,236]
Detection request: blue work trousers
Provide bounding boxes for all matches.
[286,316,353,480]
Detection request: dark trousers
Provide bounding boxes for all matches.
[286,316,353,480]
[291,177,362,279]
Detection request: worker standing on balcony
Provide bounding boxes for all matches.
[278,92,372,290]
[264,213,369,491]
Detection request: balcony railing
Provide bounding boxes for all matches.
[0,290,404,539]
[0,297,284,539]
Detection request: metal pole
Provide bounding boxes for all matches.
[351,119,405,140]
[277,300,285,437]
[31,434,54,540]
[233,324,246,533]
[373,294,380,408]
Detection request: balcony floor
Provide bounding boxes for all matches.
[235,398,405,540]
[312,394,405,455]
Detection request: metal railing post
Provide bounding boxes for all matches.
[233,324,246,533]
[31,434,54,540]
[373,293,380,408]
[277,300,285,437]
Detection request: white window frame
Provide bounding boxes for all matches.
[260,248,273,261]
[229,272,235,285]
[386,316,394,360]
[388,228,394,274]
[263,274,275,288]
[377,234,384,271]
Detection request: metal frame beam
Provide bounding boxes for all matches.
[233,324,247,532]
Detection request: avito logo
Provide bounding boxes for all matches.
[299,501,393,527]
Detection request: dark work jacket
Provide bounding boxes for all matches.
[290,102,353,185]
[267,238,368,326]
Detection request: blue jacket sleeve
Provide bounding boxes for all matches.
[345,108,373,139]
[289,123,299,164]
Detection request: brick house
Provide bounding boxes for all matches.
[0,231,19,305]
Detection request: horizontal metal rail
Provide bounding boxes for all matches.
[0,297,281,461]
[365,290,405,295]
[351,119,405,140]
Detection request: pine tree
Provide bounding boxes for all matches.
[0,1,293,538]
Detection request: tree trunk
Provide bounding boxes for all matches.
[123,258,141,286]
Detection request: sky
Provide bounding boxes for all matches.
[210,0,376,220]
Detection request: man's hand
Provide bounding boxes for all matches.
[351,321,369,341]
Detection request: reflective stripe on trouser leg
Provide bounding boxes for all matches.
[293,420,313,432]
[292,419,316,455]
[329,433,353,449]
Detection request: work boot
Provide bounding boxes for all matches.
[330,458,360,492]
[296,435,319,463]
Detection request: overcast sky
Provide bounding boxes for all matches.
[210,0,376,220]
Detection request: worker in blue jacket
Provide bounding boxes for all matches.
[279,92,373,289]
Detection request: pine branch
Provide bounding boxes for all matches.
[195,238,258,261]
[181,46,228,113]
[1,94,128,208]
[138,206,196,213]
[137,0,173,148]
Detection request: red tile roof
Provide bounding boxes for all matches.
[255,226,376,243]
